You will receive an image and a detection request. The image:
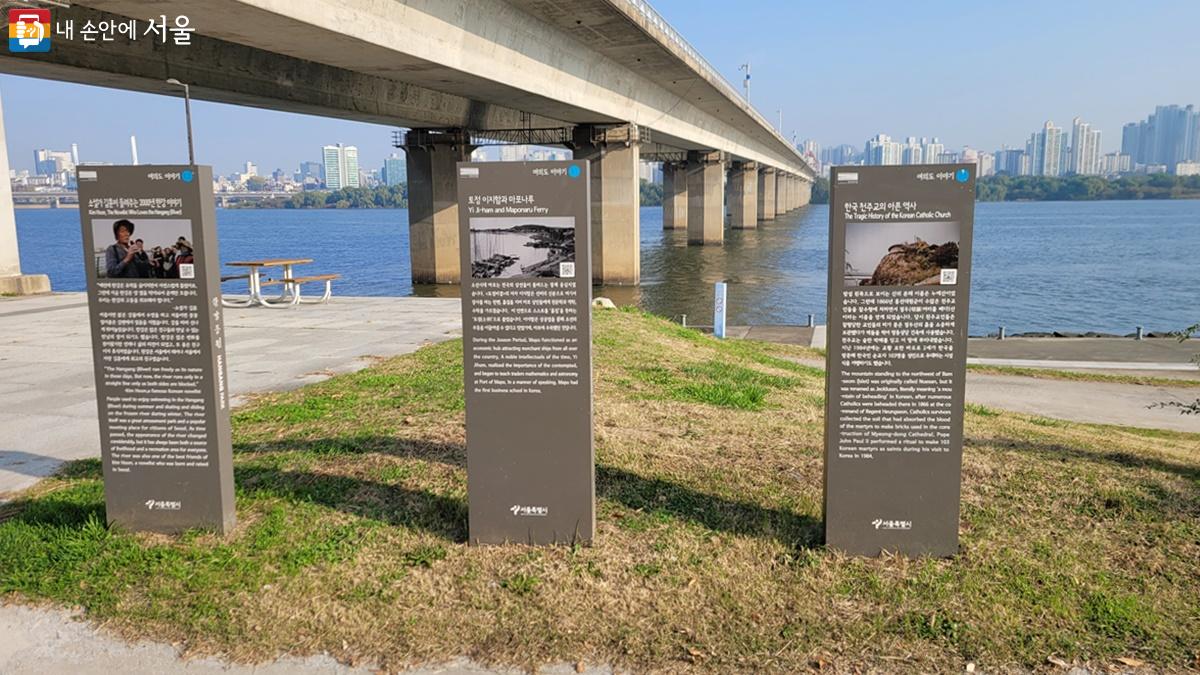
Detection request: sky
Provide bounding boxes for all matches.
[4,1,1198,175]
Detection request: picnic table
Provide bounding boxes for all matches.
[221,258,340,308]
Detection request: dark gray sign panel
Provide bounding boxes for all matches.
[457,161,594,545]
[824,164,975,557]
[77,165,235,534]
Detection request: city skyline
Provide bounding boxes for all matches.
[2,2,1198,176]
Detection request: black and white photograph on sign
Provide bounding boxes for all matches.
[843,221,960,287]
[469,216,576,279]
[92,218,197,280]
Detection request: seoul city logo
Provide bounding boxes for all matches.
[510,504,548,517]
[145,499,182,511]
[872,518,912,531]
[8,8,51,52]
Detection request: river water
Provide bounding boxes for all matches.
[14,200,1199,335]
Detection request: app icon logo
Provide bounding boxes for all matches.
[955,168,970,183]
[8,9,50,53]
[567,164,581,178]
[181,170,194,182]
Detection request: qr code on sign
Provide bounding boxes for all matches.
[939,268,957,285]
[559,262,575,278]
[179,263,195,280]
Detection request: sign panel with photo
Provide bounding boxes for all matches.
[824,164,975,557]
[77,165,235,534]
[457,161,594,545]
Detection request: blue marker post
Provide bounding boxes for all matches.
[713,281,727,339]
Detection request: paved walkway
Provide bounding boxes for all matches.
[964,372,1200,432]
[0,293,461,499]
[0,604,611,675]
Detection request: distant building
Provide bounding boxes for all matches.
[382,154,406,186]
[965,148,994,177]
[865,133,902,165]
[296,161,324,185]
[322,143,360,189]
[993,147,1026,176]
[1100,152,1131,177]
[921,137,945,165]
[244,161,258,177]
[901,137,923,165]
[1027,121,1065,176]
[1176,162,1200,177]
[1068,117,1102,175]
[33,148,73,176]
[820,144,859,167]
[1120,104,1200,173]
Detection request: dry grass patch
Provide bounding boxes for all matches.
[1,308,1198,673]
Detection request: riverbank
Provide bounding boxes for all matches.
[1,307,1197,673]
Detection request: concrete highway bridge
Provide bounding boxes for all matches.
[0,0,814,289]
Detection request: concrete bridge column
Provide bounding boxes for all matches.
[800,179,813,206]
[572,124,641,285]
[787,175,797,211]
[774,171,787,216]
[758,165,777,220]
[403,129,475,284]
[0,89,49,296]
[662,161,687,231]
[757,167,777,222]
[685,150,725,245]
[728,161,758,229]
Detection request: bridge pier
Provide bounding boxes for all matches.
[402,128,475,285]
[686,150,725,245]
[758,167,777,222]
[662,161,687,231]
[0,89,49,296]
[728,161,758,230]
[798,179,812,207]
[779,173,792,214]
[571,124,641,285]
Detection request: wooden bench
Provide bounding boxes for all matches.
[260,273,341,304]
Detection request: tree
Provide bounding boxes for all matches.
[244,176,269,192]
[1156,322,1200,415]
[639,179,663,207]
[811,176,830,204]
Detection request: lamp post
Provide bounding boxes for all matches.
[165,78,195,165]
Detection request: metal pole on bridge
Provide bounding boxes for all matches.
[166,79,196,165]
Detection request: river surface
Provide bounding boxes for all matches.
[14,200,1199,335]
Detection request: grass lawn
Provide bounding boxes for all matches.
[1,308,1198,673]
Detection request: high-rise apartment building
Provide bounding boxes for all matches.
[1120,104,1200,172]
[322,144,361,189]
[994,147,1026,176]
[1069,117,1103,175]
[382,154,406,186]
[1027,121,1064,176]
[865,134,902,165]
[921,137,945,165]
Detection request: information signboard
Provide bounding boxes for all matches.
[78,165,235,534]
[457,160,594,545]
[824,164,975,557]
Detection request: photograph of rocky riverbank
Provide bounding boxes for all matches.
[469,216,576,279]
[844,221,960,287]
